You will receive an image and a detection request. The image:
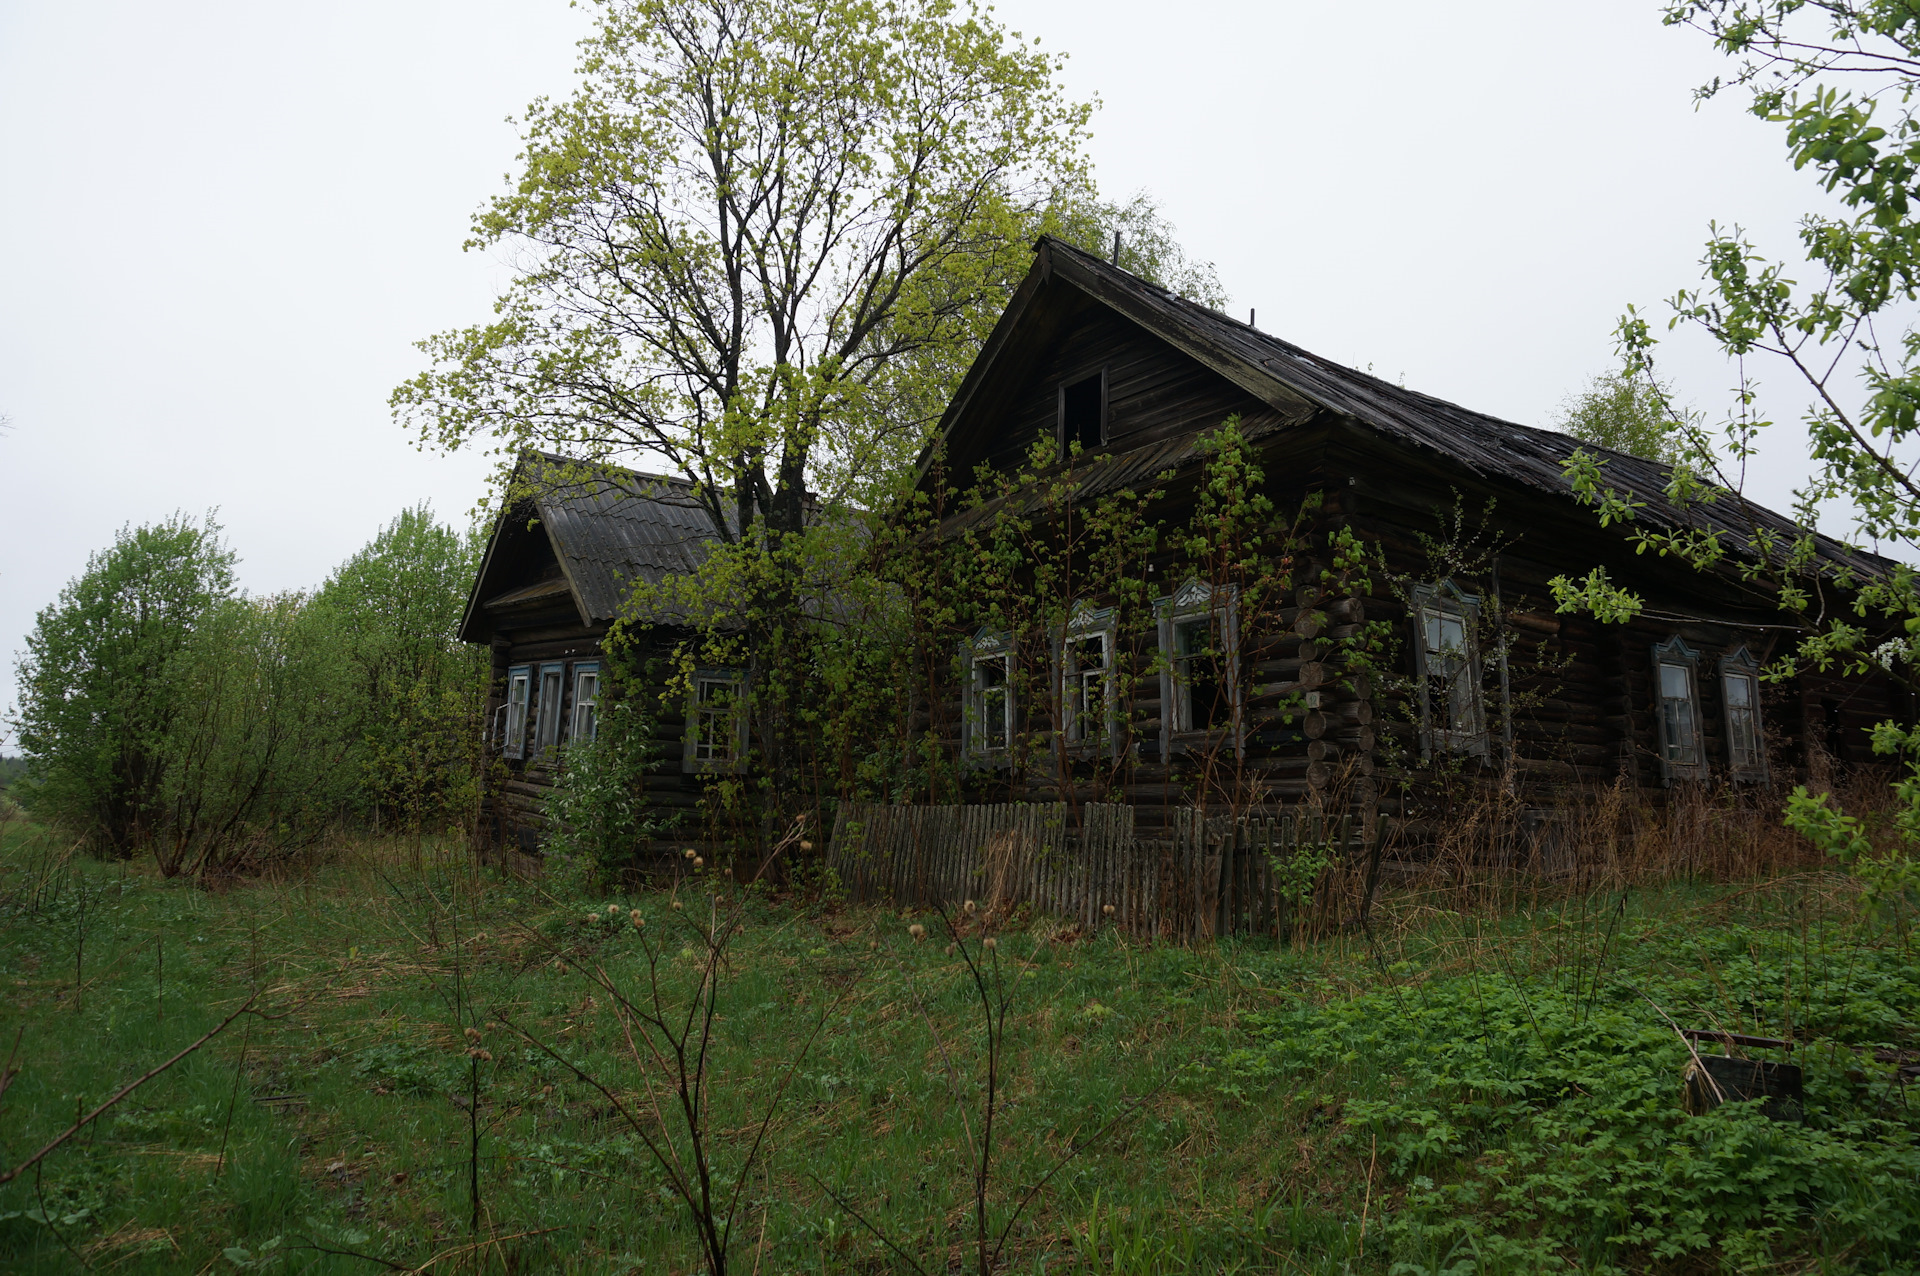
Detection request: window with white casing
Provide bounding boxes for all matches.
[1720,646,1768,782]
[683,669,746,773]
[967,630,1013,757]
[1157,581,1241,753]
[502,665,531,760]
[570,663,600,745]
[1652,636,1707,783]
[1410,581,1487,758]
[1063,606,1116,747]
[534,663,566,758]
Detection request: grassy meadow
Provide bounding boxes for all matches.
[2,809,1918,1275]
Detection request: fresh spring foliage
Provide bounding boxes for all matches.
[1220,898,1920,1273]
[9,514,235,861]
[4,819,1913,1274]
[392,0,1101,545]
[1551,371,1686,463]
[8,508,482,873]
[543,673,673,879]
[1550,3,1920,875]
[310,506,487,834]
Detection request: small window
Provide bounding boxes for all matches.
[502,665,532,761]
[1063,609,1115,744]
[683,669,745,772]
[1652,636,1706,783]
[1411,582,1486,757]
[1157,582,1240,745]
[969,634,1013,755]
[1720,646,1768,782]
[571,663,601,745]
[1058,370,1106,456]
[534,663,566,757]
[1174,617,1226,731]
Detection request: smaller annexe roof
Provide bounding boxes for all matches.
[459,452,734,644]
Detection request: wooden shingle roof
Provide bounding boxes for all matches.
[459,453,733,642]
[923,237,1893,581]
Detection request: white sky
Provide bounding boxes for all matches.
[0,0,1840,731]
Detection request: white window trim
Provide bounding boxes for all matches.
[1410,580,1489,760]
[964,629,1015,761]
[1719,645,1769,783]
[1156,581,1242,758]
[1060,604,1118,752]
[533,662,566,759]
[502,665,532,761]
[570,662,601,746]
[1653,636,1708,784]
[682,667,747,774]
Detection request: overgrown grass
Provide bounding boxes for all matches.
[2,811,1915,1274]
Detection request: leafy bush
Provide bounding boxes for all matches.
[1219,916,1920,1273]
[9,514,234,856]
[545,690,675,877]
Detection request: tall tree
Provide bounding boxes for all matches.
[311,506,486,834]
[393,0,1092,540]
[9,515,235,855]
[1557,2,1920,863]
[1552,371,1686,462]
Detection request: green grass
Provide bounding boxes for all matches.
[1,812,1916,1274]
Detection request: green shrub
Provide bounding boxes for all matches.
[1220,918,1920,1273]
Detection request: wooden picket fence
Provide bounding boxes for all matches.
[827,801,1383,940]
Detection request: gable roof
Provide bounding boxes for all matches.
[921,236,1892,581]
[458,452,733,643]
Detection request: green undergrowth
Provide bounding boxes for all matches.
[1,813,1915,1274]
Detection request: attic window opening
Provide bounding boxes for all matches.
[1059,370,1106,456]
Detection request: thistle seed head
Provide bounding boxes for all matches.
[982,936,998,951]
[671,899,683,911]
[607,903,620,914]
[693,856,705,869]
[1103,903,1116,916]
[463,1026,481,1044]
[799,839,814,851]
[963,899,977,914]
[630,910,645,928]
[684,848,697,860]
[908,923,926,940]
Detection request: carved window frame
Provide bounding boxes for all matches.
[964,628,1015,762]
[1156,580,1242,757]
[1719,645,1769,784]
[1410,581,1488,759]
[1060,604,1118,753]
[682,668,748,774]
[1652,636,1707,784]
[570,662,601,745]
[502,664,532,761]
[533,662,566,760]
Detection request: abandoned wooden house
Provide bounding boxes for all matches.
[460,452,747,855]
[908,236,1911,831]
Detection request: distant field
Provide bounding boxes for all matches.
[2,814,1916,1274]
[0,756,26,794]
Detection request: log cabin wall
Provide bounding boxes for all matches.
[478,606,714,855]
[914,236,1912,840]
[461,452,746,860]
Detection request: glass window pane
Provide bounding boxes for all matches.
[1660,663,1690,701]
[1725,673,1752,707]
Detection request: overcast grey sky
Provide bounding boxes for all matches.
[0,1,1831,730]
